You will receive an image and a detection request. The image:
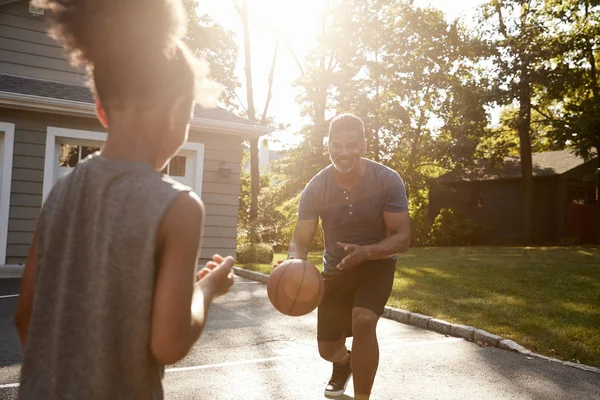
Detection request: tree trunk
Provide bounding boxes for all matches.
[249,138,259,223]
[313,0,333,168]
[516,0,534,245]
[373,1,381,162]
[584,1,600,243]
[240,0,259,237]
[518,65,533,245]
[596,145,600,244]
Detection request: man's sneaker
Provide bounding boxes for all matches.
[324,351,352,397]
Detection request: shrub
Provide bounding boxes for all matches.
[236,242,274,264]
[429,208,482,246]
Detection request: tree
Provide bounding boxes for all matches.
[184,0,240,110]
[478,0,557,244]
[232,0,281,242]
[285,0,494,244]
[329,1,490,200]
[292,0,344,168]
[533,0,600,242]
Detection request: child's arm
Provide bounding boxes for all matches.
[14,220,40,347]
[151,191,234,365]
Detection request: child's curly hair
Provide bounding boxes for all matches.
[33,0,219,109]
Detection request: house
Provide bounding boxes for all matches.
[0,0,273,269]
[429,150,598,245]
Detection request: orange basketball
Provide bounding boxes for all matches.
[267,259,325,316]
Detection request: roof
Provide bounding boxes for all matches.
[0,74,261,126]
[439,150,593,183]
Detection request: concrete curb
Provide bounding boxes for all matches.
[233,267,600,376]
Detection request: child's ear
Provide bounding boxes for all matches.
[166,96,188,132]
[95,99,108,129]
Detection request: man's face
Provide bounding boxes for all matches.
[328,129,365,174]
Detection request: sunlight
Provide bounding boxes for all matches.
[196,0,326,146]
[196,0,489,148]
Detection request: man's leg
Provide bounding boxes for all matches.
[351,307,380,399]
[319,337,353,397]
[317,274,354,397]
[318,337,349,364]
[351,259,397,399]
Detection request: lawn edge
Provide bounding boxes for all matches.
[233,266,600,375]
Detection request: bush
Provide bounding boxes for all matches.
[236,242,274,264]
[408,202,432,246]
[429,208,482,246]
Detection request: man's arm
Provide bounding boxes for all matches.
[337,212,410,270]
[365,211,410,258]
[288,218,319,260]
[337,171,410,270]
[287,176,321,260]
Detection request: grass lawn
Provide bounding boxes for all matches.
[240,246,600,368]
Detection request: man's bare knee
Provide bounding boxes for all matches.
[352,307,379,337]
[318,338,347,362]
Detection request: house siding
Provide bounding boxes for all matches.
[430,177,562,245]
[0,108,242,264]
[0,0,85,84]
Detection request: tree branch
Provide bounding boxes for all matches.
[234,92,248,113]
[287,42,305,76]
[495,0,508,38]
[261,35,280,124]
[231,0,241,16]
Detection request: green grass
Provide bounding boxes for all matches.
[241,246,600,368]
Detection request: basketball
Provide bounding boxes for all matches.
[267,259,325,316]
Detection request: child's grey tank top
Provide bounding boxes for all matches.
[18,153,191,400]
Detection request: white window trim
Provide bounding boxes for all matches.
[0,122,15,265]
[42,127,205,202]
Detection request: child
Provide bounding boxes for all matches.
[13,0,235,398]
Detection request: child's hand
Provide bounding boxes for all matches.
[197,254,235,297]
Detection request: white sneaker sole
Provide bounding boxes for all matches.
[324,373,352,397]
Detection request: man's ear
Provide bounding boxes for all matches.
[95,99,108,129]
[361,140,367,155]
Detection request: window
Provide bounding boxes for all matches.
[567,189,585,205]
[58,144,100,167]
[568,188,596,205]
[162,156,186,177]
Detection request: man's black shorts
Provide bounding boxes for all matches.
[317,258,396,342]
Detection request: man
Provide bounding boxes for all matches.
[277,113,410,399]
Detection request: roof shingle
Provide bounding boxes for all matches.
[440,150,592,183]
[0,74,259,126]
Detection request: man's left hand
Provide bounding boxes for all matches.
[336,242,371,271]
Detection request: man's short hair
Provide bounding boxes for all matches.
[328,113,365,141]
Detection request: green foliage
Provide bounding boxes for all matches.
[236,242,274,264]
[236,0,600,252]
[429,208,483,246]
[408,202,432,247]
[282,0,496,247]
[183,0,240,111]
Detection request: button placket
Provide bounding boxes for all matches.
[344,190,353,215]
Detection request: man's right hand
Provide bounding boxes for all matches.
[272,256,295,269]
[197,254,235,297]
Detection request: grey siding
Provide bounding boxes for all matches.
[189,130,242,261]
[0,1,85,84]
[430,176,577,245]
[0,108,243,264]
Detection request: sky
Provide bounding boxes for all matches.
[195,0,486,149]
